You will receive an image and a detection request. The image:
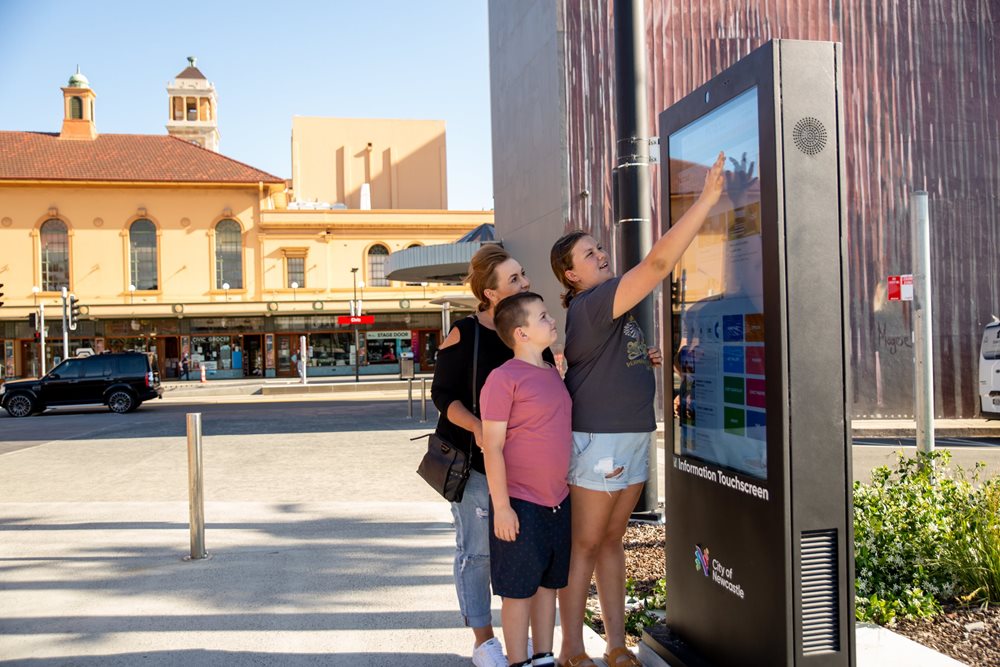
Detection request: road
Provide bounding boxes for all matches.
[0,396,422,455]
[3,397,998,483]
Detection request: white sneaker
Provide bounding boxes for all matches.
[473,637,508,667]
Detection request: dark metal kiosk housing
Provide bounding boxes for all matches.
[646,40,855,666]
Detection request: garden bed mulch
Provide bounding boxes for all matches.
[587,522,999,666]
[892,604,999,667]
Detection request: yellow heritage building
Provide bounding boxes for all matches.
[0,63,490,380]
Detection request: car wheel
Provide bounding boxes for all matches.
[107,390,135,414]
[4,393,35,418]
[127,400,142,413]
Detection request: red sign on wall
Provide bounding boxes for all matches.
[887,275,901,301]
[337,315,375,325]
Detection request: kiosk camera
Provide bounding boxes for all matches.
[650,40,855,666]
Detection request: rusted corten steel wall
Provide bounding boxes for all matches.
[562,0,1000,418]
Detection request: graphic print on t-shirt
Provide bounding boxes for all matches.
[624,315,651,369]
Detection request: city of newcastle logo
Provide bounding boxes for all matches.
[694,544,746,599]
[694,544,710,577]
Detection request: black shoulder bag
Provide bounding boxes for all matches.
[414,316,480,502]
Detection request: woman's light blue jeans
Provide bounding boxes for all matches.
[450,468,492,628]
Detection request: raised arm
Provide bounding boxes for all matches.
[612,152,726,320]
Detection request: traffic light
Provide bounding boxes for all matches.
[28,312,37,330]
[68,295,80,331]
[0,282,4,307]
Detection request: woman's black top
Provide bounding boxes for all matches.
[431,315,554,475]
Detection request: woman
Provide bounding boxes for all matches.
[549,152,725,667]
[432,244,550,667]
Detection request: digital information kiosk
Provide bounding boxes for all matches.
[648,40,855,666]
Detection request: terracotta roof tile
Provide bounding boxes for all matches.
[0,131,284,184]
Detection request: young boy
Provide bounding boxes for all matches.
[480,292,573,667]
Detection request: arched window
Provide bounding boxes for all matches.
[129,219,158,290]
[70,96,83,119]
[215,219,243,289]
[367,244,390,287]
[40,219,69,291]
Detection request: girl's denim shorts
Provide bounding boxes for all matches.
[568,431,651,492]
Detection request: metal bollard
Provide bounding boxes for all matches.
[420,377,428,423]
[407,378,414,419]
[299,334,308,385]
[185,413,208,560]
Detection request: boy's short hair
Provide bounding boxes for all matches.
[494,291,544,349]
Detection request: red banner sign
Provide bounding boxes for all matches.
[337,315,375,325]
[887,275,901,301]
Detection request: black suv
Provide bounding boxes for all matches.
[1,352,163,418]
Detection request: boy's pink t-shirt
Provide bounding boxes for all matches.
[480,358,572,507]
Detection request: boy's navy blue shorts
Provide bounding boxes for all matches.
[489,495,571,599]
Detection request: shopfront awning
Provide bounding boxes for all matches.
[429,295,478,309]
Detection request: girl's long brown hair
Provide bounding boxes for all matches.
[550,230,589,308]
[467,243,512,312]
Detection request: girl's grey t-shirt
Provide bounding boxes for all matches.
[564,277,656,433]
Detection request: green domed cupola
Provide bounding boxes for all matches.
[67,66,90,89]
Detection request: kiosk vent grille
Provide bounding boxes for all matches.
[800,529,839,655]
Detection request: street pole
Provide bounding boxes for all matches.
[352,268,360,383]
[61,287,70,362]
[912,191,935,455]
[299,334,308,385]
[615,0,658,519]
[39,303,47,375]
[441,301,451,335]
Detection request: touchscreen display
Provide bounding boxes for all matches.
[669,87,766,479]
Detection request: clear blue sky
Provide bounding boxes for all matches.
[0,1,494,210]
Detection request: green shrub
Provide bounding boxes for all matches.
[938,475,1000,605]
[853,450,999,624]
[623,577,667,635]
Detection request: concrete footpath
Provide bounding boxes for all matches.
[0,397,977,666]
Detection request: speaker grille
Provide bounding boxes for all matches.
[793,117,828,155]
[800,529,839,655]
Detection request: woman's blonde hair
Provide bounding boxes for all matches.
[466,244,512,312]
[550,230,589,308]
